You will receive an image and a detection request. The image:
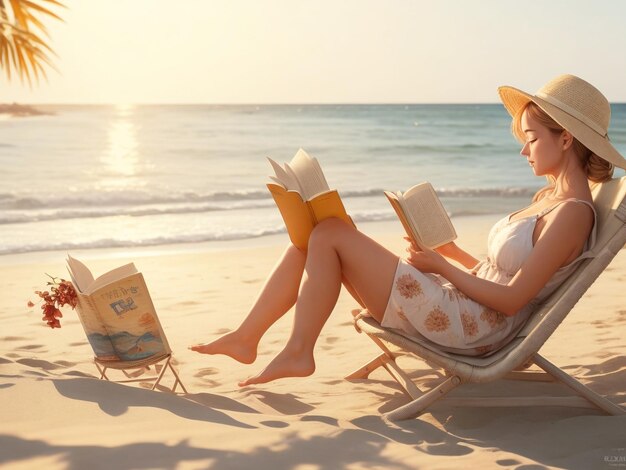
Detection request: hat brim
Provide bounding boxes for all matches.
[498,85,626,170]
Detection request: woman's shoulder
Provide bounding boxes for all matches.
[548,197,595,217]
[540,198,595,240]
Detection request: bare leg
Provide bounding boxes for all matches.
[190,244,306,363]
[239,218,399,386]
[342,277,366,309]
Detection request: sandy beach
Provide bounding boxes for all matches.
[1,216,624,470]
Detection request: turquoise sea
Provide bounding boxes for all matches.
[1,104,624,256]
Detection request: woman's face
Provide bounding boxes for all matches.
[519,109,565,177]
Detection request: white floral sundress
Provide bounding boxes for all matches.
[381,199,597,356]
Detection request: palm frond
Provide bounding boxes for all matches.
[1,0,64,85]
[0,37,12,81]
[19,0,65,20]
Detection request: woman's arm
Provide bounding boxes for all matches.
[434,241,480,270]
[407,203,593,316]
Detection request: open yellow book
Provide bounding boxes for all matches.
[267,148,353,250]
[384,182,457,250]
[66,255,171,363]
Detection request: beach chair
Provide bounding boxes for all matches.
[347,176,626,421]
[94,353,188,394]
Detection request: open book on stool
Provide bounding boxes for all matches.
[67,255,187,393]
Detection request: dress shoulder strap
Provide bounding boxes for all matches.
[539,198,598,265]
[538,198,595,220]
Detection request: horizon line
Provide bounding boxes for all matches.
[5,101,508,106]
[4,101,626,107]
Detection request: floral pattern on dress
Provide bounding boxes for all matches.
[395,274,423,299]
[396,306,408,322]
[474,344,493,355]
[424,306,450,332]
[480,307,506,329]
[461,312,478,337]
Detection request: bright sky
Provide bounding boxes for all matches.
[3,0,626,104]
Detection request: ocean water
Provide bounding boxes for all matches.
[1,104,624,256]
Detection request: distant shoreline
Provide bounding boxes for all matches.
[0,103,51,117]
[3,102,626,107]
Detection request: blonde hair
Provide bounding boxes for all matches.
[511,102,614,202]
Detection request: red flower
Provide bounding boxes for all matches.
[28,275,78,329]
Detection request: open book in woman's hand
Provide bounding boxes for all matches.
[385,182,457,250]
[266,149,353,250]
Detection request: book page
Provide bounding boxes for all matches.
[84,263,138,295]
[384,191,422,248]
[67,255,138,295]
[286,149,330,200]
[402,183,457,249]
[267,157,302,192]
[89,272,171,361]
[311,157,330,190]
[66,255,94,293]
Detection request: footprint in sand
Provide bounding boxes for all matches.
[55,360,77,367]
[260,420,288,428]
[322,379,344,386]
[600,336,621,342]
[496,459,522,467]
[18,344,46,351]
[301,415,339,427]
[194,367,219,378]
[320,336,340,350]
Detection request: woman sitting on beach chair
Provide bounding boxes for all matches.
[191,74,626,386]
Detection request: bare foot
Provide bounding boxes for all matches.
[238,348,315,387]
[189,331,257,364]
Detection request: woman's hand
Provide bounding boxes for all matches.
[403,237,449,274]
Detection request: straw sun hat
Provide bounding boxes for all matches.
[498,74,626,170]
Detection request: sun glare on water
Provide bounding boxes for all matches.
[101,104,140,186]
